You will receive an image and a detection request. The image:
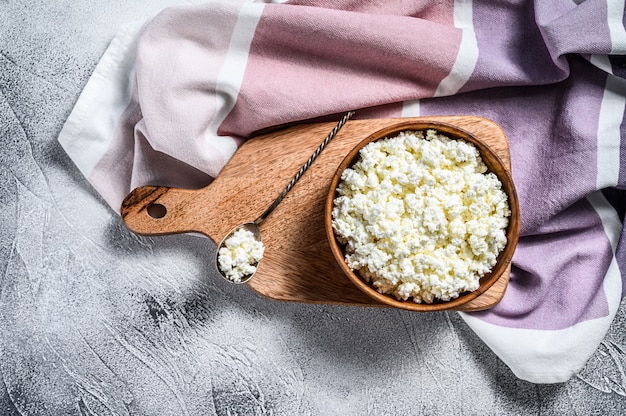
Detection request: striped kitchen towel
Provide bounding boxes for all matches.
[58,0,626,383]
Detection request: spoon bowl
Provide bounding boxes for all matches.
[216,222,263,284]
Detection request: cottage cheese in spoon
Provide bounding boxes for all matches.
[217,228,265,283]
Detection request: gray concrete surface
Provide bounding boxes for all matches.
[2,1,626,415]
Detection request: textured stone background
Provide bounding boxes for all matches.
[2,1,626,415]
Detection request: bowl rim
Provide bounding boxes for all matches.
[324,120,520,311]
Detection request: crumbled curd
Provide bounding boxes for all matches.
[217,228,265,283]
[332,129,510,303]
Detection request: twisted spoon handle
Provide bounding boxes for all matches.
[254,110,355,225]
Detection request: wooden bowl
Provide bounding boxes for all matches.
[324,120,520,312]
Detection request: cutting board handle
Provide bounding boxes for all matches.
[120,185,211,238]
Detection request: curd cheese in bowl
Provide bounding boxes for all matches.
[325,121,520,311]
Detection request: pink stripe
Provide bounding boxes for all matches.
[286,0,455,25]
[220,4,460,135]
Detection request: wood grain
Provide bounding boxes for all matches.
[121,116,513,312]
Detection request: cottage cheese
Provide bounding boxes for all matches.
[332,129,510,303]
[217,228,265,283]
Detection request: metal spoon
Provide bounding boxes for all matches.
[216,110,355,284]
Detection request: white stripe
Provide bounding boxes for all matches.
[402,0,476,116]
[205,2,264,163]
[607,0,626,53]
[588,190,622,269]
[589,54,613,74]
[589,1,626,72]
[596,74,626,188]
[460,306,617,383]
[57,22,144,178]
[596,0,626,188]
[587,190,622,326]
[433,0,478,97]
[460,191,623,384]
[401,99,421,117]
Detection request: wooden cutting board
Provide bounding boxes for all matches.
[121,116,512,311]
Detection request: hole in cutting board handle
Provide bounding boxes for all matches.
[147,203,167,219]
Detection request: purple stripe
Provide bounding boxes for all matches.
[463,0,616,93]
[461,0,569,92]
[423,57,606,235]
[475,198,611,330]
[534,0,613,55]
[420,56,613,330]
